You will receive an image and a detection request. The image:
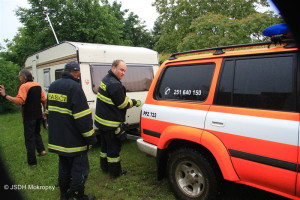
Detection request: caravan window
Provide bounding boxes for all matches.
[43,68,51,92]
[55,69,63,80]
[91,64,154,94]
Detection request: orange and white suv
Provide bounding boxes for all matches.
[137,24,300,199]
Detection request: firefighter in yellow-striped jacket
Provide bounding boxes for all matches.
[46,61,97,200]
[94,60,141,178]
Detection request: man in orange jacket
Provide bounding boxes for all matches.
[0,69,47,166]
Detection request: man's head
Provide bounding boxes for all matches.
[19,69,33,83]
[111,60,127,80]
[64,61,81,79]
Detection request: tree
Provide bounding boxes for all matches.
[123,12,154,48]
[4,29,37,67]
[153,0,280,53]
[0,58,21,112]
[3,0,154,66]
[104,1,154,48]
[178,11,281,51]
[10,0,124,65]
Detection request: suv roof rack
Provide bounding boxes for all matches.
[169,39,296,60]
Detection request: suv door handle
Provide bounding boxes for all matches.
[211,120,225,127]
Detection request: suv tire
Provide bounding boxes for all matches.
[167,148,219,200]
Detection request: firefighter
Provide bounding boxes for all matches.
[46,61,97,200]
[94,60,141,178]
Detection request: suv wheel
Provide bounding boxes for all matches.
[167,148,219,200]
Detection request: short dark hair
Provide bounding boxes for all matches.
[111,60,125,68]
[19,69,33,81]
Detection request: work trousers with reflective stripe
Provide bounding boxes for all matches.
[23,119,45,165]
[58,152,89,187]
[100,130,122,177]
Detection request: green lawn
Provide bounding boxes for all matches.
[0,111,174,200]
[0,111,288,200]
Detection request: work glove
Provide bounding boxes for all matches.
[132,99,141,107]
[115,123,128,142]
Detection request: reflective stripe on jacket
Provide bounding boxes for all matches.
[47,72,97,156]
[94,70,133,130]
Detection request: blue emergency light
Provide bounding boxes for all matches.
[263,24,290,37]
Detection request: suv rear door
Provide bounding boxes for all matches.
[206,52,299,196]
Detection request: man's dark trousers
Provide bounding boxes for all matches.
[58,153,89,186]
[100,130,122,177]
[23,119,45,165]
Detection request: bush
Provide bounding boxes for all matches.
[0,58,21,112]
[158,53,171,65]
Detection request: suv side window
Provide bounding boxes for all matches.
[214,60,234,106]
[215,54,297,112]
[155,63,215,101]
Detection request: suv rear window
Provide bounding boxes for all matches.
[155,63,215,101]
[215,54,297,112]
[91,64,154,94]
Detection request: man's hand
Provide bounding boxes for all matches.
[132,99,141,107]
[135,100,141,107]
[0,85,6,97]
[42,112,47,120]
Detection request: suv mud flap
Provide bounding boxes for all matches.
[157,148,168,180]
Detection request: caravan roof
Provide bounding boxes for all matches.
[25,41,159,68]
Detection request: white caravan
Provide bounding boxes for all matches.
[24,41,159,132]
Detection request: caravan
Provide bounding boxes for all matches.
[24,41,159,132]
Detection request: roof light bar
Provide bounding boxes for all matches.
[263,24,290,37]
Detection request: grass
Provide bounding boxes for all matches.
[0,111,289,200]
[0,111,174,200]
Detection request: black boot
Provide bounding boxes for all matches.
[109,162,126,178]
[69,184,95,200]
[100,157,108,173]
[59,178,71,200]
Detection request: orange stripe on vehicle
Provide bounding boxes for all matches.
[141,117,174,145]
[231,157,296,196]
[212,130,298,164]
